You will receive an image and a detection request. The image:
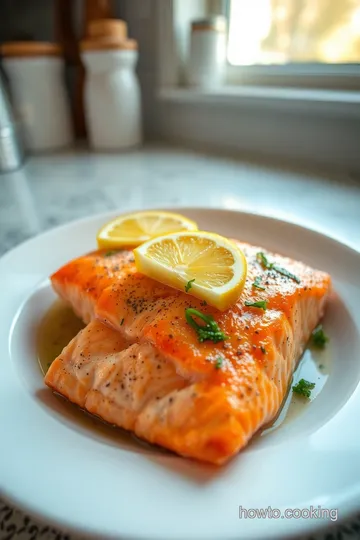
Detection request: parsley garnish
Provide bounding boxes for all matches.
[272,265,301,283]
[312,325,329,348]
[120,318,124,326]
[256,252,300,283]
[256,252,271,268]
[105,250,118,257]
[245,300,268,310]
[252,276,265,290]
[260,346,266,354]
[185,279,195,293]
[185,308,228,343]
[215,357,223,369]
[292,378,315,398]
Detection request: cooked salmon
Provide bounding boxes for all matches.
[50,249,136,324]
[46,244,331,464]
[45,320,187,431]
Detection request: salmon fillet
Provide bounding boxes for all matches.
[50,249,136,324]
[46,243,331,464]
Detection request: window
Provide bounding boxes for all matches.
[227,0,360,66]
[156,0,360,171]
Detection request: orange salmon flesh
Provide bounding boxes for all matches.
[46,242,331,464]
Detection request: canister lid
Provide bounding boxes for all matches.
[191,16,227,32]
[1,42,62,57]
[80,37,137,52]
[87,19,128,41]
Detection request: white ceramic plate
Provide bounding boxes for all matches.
[1,208,360,540]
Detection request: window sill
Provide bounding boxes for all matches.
[158,86,360,119]
[155,85,360,172]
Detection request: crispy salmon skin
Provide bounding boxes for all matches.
[46,243,331,464]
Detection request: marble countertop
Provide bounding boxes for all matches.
[1,145,360,540]
[1,145,360,257]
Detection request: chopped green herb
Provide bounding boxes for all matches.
[105,250,118,257]
[292,378,315,398]
[185,308,228,343]
[245,300,268,310]
[318,364,324,369]
[256,252,300,283]
[256,252,272,269]
[252,276,265,290]
[260,346,267,354]
[272,265,301,284]
[185,279,195,293]
[215,357,223,369]
[312,325,329,348]
[120,318,124,326]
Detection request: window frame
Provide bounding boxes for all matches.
[226,63,360,90]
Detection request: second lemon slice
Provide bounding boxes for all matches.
[97,211,198,249]
[134,231,247,311]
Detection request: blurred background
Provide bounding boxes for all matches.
[228,0,360,65]
[0,0,359,169]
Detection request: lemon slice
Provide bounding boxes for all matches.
[97,211,198,249]
[134,231,247,311]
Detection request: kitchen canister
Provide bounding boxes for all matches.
[1,42,73,152]
[87,18,127,41]
[80,31,142,151]
[188,16,227,88]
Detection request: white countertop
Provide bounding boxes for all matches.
[0,145,359,256]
